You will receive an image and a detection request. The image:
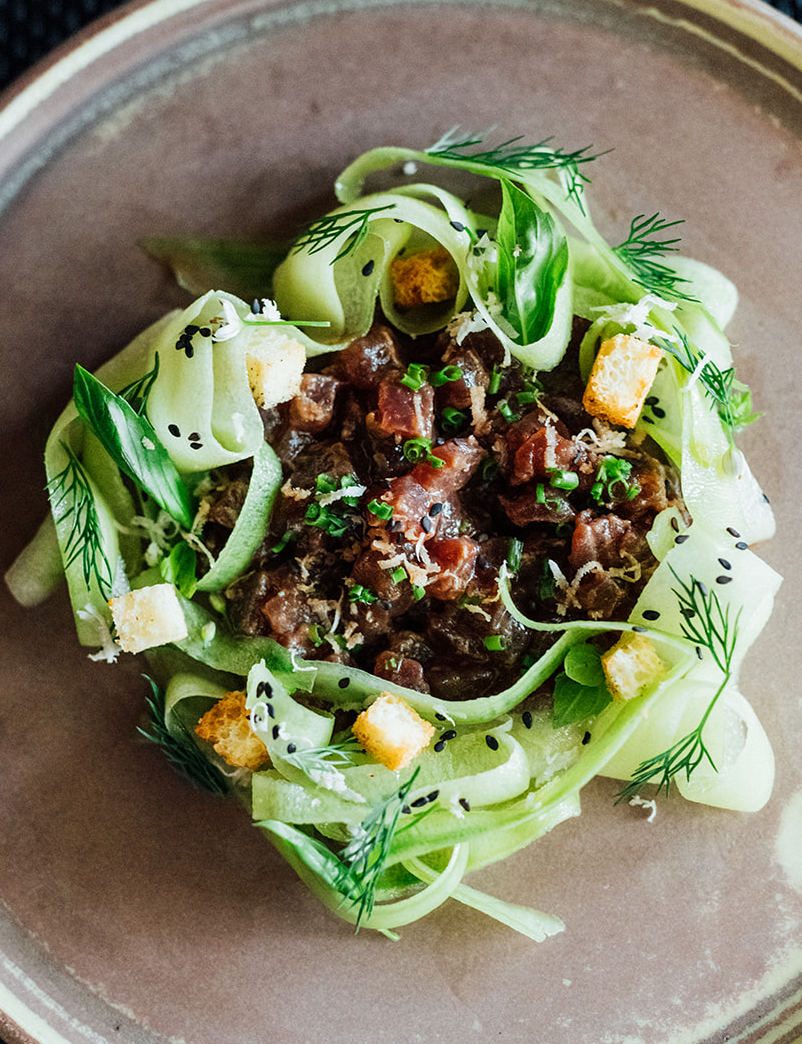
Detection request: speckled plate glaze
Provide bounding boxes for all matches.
[1,1,802,1042]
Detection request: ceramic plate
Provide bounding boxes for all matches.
[1,1,801,1041]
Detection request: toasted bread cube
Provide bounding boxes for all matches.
[582,334,663,428]
[352,692,435,771]
[195,689,270,770]
[390,246,459,310]
[245,327,306,410]
[108,583,187,654]
[601,632,665,702]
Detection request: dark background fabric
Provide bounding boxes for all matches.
[1,0,802,92]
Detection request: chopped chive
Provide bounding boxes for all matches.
[497,400,520,423]
[411,585,425,601]
[507,537,524,572]
[368,498,393,521]
[546,468,579,491]
[400,363,429,391]
[271,530,293,553]
[488,364,502,395]
[483,635,506,651]
[441,406,468,432]
[349,584,378,604]
[391,566,407,584]
[429,365,463,387]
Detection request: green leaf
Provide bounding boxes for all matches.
[160,540,198,598]
[73,365,195,529]
[552,672,611,728]
[496,180,569,345]
[563,643,605,687]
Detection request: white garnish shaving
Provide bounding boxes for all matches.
[589,293,680,344]
[76,604,121,663]
[317,483,366,507]
[629,795,657,823]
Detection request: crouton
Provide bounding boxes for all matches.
[582,334,663,428]
[108,583,187,654]
[195,689,270,770]
[390,246,459,311]
[352,692,435,771]
[601,632,665,701]
[245,326,306,410]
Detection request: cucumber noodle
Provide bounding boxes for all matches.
[5,132,781,938]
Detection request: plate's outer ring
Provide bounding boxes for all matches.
[1,2,802,1043]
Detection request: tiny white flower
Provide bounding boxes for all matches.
[258,298,283,321]
[212,298,244,341]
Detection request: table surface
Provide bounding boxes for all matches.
[0,0,801,92]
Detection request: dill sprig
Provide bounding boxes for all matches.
[613,212,695,301]
[137,676,229,796]
[336,768,423,928]
[281,738,364,778]
[46,443,113,597]
[293,204,395,261]
[617,569,740,801]
[657,329,738,429]
[426,129,601,212]
[117,354,160,416]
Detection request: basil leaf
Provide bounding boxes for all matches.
[563,643,605,687]
[73,365,195,529]
[551,671,611,728]
[160,541,198,598]
[496,180,568,344]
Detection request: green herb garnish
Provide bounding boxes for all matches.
[293,204,395,262]
[617,570,741,800]
[72,365,195,529]
[137,676,228,795]
[46,443,114,597]
[613,212,695,301]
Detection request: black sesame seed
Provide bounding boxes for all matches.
[675,534,689,544]
[632,625,648,633]
[337,678,350,689]
[411,796,429,808]
[168,423,181,437]
[485,734,499,751]
[681,607,696,619]
[199,327,211,338]
[286,742,297,754]
[645,396,658,406]
[762,493,770,504]
[696,646,704,660]
[185,325,199,335]
[266,702,275,718]
[582,731,591,745]
[670,516,679,531]
[718,558,732,570]
[362,260,375,277]
[402,804,411,814]
[459,798,471,812]
[189,442,203,450]
[256,680,272,699]
[441,729,457,741]
[421,516,433,533]
[426,790,439,803]
[188,432,201,442]
[252,298,262,314]
[522,710,533,729]
[429,502,443,516]
[388,520,404,532]
[435,712,447,721]
[271,724,280,740]
[450,220,466,232]
[735,541,748,550]
[434,740,446,753]
[642,609,660,621]
[651,406,666,419]
[727,527,741,538]
[641,416,655,424]
[716,575,733,585]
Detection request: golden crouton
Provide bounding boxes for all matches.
[390,246,459,311]
[352,692,435,771]
[195,689,270,770]
[601,632,665,701]
[245,327,306,410]
[583,334,663,428]
[108,583,187,654]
